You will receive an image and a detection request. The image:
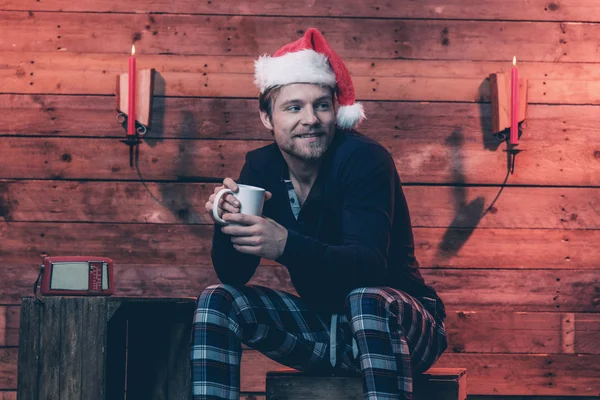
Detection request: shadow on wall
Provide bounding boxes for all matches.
[157,110,205,224]
[436,128,485,260]
[132,72,209,225]
[436,79,517,260]
[144,71,167,146]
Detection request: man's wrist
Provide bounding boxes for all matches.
[277,228,288,259]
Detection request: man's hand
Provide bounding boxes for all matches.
[221,213,288,260]
[206,178,272,223]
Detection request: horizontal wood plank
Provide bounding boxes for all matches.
[0,137,263,182]
[0,262,598,311]
[2,96,600,155]
[0,222,597,268]
[6,53,600,105]
[444,311,586,354]
[0,222,215,265]
[434,353,600,396]
[0,0,595,22]
[423,269,600,312]
[418,230,597,271]
[1,136,598,185]
[2,181,599,230]
[0,14,599,63]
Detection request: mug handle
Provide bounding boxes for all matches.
[212,188,235,225]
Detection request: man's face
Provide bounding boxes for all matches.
[260,83,336,162]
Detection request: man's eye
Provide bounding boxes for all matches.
[317,103,330,110]
[286,106,301,112]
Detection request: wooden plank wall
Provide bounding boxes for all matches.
[1,0,599,399]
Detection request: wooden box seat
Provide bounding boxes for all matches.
[266,367,467,400]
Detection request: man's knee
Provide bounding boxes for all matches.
[345,287,385,311]
[196,283,244,311]
[344,287,404,318]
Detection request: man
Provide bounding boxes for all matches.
[191,28,447,400]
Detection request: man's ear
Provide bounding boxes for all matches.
[259,110,274,131]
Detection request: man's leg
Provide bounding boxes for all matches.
[343,287,448,400]
[190,284,333,399]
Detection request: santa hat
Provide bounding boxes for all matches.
[254,28,366,129]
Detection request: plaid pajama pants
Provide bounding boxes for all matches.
[190,284,447,400]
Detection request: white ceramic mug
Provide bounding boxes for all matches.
[212,184,266,225]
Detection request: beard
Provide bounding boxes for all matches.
[280,131,332,161]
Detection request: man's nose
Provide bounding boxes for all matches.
[301,107,319,125]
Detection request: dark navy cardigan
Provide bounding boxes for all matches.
[211,130,446,319]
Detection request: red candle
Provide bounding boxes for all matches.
[510,56,519,145]
[127,45,136,136]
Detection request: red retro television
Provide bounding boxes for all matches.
[39,256,114,296]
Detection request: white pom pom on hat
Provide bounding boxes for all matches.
[254,28,366,129]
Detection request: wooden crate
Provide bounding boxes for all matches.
[16,296,196,400]
[266,368,467,400]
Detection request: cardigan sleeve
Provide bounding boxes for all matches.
[210,153,262,286]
